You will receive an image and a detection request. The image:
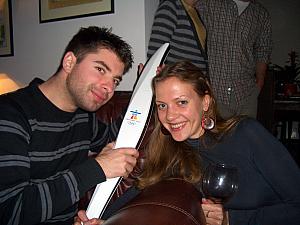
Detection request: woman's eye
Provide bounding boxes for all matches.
[157,103,166,110]
[178,100,188,106]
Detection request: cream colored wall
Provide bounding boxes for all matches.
[0,0,159,90]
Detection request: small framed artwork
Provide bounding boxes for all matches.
[39,0,114,23]
[0,0,13,57]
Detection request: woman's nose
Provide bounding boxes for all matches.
[166,107,178,121]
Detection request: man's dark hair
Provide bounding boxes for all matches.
[56,26,133,74]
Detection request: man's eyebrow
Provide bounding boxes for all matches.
[94,60,111,72]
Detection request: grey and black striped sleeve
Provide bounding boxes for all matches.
[147,0,177,59]
[90,110,124,153]
[0,100,104,225]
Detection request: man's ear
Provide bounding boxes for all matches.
[202,94,211,112]
[62,52,76,73]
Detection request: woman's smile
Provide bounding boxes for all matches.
[169,122,186,130]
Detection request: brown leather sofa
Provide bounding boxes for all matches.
[104,179,206,225]
[79,91,206,225]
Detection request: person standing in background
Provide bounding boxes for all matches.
[197,0,272,119]
[147,0,208,73]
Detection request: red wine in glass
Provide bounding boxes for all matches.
[202,163,238,203]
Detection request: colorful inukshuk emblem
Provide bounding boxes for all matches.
[126,109,141,125]
[130,110,141,120]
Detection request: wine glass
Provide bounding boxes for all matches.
[202,163,238,203]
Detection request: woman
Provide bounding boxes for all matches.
[77,61,300,225]
[141,61,300,224]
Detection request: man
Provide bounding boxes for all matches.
[147,0,208,73]
[0,26,139,225]
[197,0,272,118]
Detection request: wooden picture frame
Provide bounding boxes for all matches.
[0,0,13,57]
[39,0,114,23]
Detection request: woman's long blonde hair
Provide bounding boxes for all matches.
[137,61,241,189]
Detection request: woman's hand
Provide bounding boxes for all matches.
[136,62,165,79]
[74,210,104,225]
[155,64,165,74]
[201,198,226,225]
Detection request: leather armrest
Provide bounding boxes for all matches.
[104,179,206,225]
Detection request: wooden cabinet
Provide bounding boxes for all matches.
[257,70,300,166]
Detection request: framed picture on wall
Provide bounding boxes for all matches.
[0,0,14,57]
[39,0,114,23]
